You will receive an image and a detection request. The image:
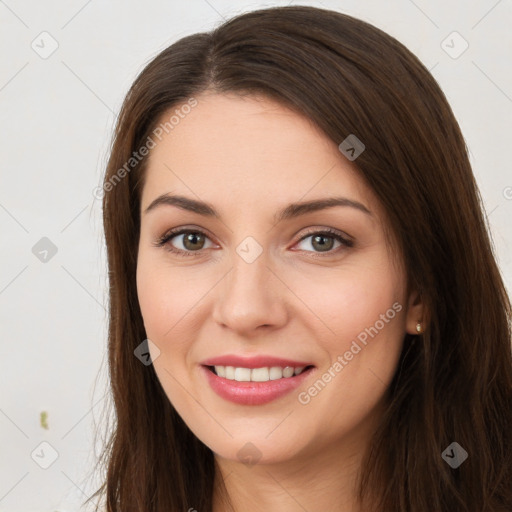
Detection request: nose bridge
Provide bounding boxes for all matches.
[212,241,287,333]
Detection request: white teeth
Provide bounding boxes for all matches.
[282,367,294,378]
[269,366,283,380]
[212,365,309,382]
[251,367,270,382]
[234,367,251,381]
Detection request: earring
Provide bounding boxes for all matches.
[416,322,423,334]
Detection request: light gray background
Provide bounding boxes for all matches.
[0,0,511,510]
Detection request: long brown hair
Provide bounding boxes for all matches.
[86,5,512,511]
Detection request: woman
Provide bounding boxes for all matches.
[88,5,512,511]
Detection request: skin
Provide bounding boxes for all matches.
[136,91,425,512]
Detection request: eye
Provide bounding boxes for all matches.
[295,228,353,254]
[153,228,214,257]
[153,226,353,257]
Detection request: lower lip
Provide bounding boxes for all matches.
[200,365,315,405]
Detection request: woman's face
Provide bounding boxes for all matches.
[136,92,423,466]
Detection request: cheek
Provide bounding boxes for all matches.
[292,269,405,435]
[136,255,204,340]
[306,260,406,395]
[325,273,405,392]
[136,258,199,403]
[307,259,404,345]
[136,261,169,336]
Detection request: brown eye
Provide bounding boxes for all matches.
[181,232,207,251]
[310,234,336,252]
[154,228,214,257]
[295,229,353,254]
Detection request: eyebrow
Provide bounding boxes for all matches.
[143,193,372,222]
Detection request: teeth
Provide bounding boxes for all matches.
[251,367,270,382]
[225,366,235,379]
[269,366,282,380]
[282,366,294,378]
[234,367,251,381]
[213,365,308,382]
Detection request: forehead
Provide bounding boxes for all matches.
[141,92,376,216]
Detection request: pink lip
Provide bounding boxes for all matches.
[200,363,316,406]
[201,354,313,369]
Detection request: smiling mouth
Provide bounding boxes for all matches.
[206,364,315,382]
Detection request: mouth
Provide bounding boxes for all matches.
[205,364,315,382]
[200,363,316,405]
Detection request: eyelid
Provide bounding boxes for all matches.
[297,226,353,245]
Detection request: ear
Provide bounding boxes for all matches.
[405,289,426,335]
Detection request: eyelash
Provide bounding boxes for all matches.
[153,227,354,258]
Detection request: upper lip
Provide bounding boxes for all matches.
[201,354,314,369]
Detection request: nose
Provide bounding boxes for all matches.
[212,251,288,336]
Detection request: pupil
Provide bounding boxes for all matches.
[184,232,203,250]
[313,234,333,252]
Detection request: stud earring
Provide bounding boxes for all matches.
[416,322,423,334]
